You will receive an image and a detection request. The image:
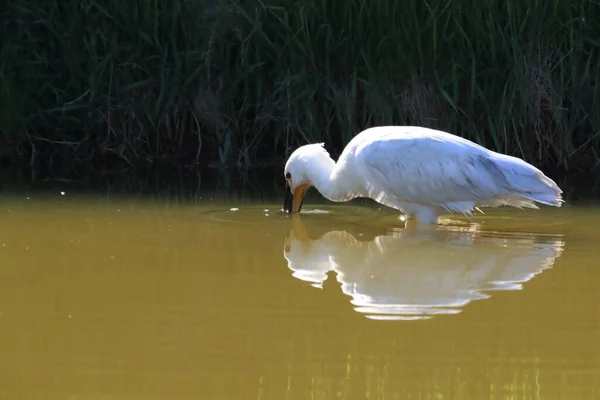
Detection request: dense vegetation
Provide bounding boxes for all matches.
[2,0,599,171]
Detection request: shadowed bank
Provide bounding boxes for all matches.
[1,0,599,171]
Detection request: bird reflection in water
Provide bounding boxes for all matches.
[283,215,564,320]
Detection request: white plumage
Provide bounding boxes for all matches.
[283,126,563,224]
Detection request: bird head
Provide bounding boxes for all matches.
[283,143,328,214]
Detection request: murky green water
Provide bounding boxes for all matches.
[0,169,599,398]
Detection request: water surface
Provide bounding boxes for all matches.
[0,171,599,399]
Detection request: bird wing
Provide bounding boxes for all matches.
[353,135,510,207]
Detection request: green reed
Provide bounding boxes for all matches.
[1,0,599,170]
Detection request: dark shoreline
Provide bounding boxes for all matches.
[3,0,599,172]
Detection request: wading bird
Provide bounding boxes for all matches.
[282,126,563,224]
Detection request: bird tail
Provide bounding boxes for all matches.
[490,154,564,207]
[521,190,563,207]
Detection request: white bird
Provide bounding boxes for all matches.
[282,126,563,224]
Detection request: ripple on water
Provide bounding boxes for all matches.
[195,204,390,225]
[194,201,578,240]
[447,209,571,237]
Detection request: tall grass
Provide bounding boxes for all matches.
[1,0,599,171]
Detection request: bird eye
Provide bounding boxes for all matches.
[285,172,291,179]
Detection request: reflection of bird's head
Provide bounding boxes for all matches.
[283,215,332,287]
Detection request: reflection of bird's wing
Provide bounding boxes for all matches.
[482,238,564,290]
[353,131,556,211]
[331,231,563,311]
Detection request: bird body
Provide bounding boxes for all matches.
[283,126,563,224]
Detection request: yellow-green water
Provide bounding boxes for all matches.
[0,187,599,399]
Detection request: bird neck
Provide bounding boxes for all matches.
[306,156,356,202]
